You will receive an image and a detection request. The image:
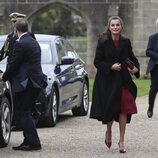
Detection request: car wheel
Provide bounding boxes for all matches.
[44,87,58,127]
[72,80,89,116]
[0,97,11,148]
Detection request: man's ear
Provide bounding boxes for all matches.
[15,29,19,36]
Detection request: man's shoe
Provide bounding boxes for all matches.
[11,126,22,131]
[147,109,153,118]
[12,144,41,151]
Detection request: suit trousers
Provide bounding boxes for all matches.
[149,65,158,109]
[13,81,41,146]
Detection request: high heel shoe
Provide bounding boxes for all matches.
[105,131,112,149]
[118,142,126,153]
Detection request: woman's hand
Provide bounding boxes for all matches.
[128,66,138,75]
[111,63,121,71]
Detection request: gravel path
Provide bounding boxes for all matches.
[0,95,158,158]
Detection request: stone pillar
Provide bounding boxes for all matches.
[27,18,33,32]
[133,0,158,76]
[0,4,9,34]
[86,22,97,78]
[83,4,109,78]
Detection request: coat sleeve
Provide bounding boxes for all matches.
[0,45,6,61]
[0,35,10,61]
[2,42,24,82]
[127,39,140,78]
[146,35,158,60]
[94,40,112,74]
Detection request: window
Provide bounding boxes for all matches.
[55,39,65,63]
[39,42,52,64]
[60,39,77,59]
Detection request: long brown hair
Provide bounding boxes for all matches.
[99,16,124,42]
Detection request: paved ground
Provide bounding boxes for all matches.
[0,95,158,158]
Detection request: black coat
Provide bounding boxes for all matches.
[90,35,140,124]
[2,33,47,93]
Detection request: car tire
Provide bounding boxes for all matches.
[0,97,11,148]
[43,87,58,127]
[72,80,89,116]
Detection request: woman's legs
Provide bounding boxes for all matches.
[119,113,127,152]
[107,121,113,134]
[105,121,113,148]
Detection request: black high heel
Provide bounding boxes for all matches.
[118,142,126,153]
[105,131,112,149]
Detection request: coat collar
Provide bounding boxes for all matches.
[17,32,28,41]
[108,35,125,52]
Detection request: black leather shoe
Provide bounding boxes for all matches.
[12,144,41,151]
[147,109,153,118]
[11,126,22,131]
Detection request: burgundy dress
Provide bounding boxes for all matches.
[113,40,137,114]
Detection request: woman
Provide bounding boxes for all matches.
[90,16,140,153]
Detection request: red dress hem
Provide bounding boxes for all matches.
[120,87,137,114]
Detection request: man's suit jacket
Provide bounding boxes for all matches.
[146,33,158,74]
[2,33,47,93]
[0,32,36,62]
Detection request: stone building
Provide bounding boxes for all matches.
[0,0,157,77]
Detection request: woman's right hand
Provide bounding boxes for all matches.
[111,63,121,71]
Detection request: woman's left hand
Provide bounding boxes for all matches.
[128,66,138,75]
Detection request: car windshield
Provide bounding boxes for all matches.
[0,41,52,64]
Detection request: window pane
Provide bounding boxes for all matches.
[55,40,65,62]
[39,42,52,64]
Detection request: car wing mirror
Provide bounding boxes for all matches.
[61,56,75,65]
[54,64,61,74]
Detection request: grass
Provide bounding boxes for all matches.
[89,79,150,102]
[133,79,150,97]
[78,53,87,63]
[69,36,87,41]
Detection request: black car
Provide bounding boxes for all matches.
[0,34,89,127]
[0,81,13,147]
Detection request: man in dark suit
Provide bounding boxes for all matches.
[0,18,47,151]
[0,12,40,127]
[146,19,158,118]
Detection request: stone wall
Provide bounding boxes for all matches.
[133,0,158,76]
[0,0,157,77]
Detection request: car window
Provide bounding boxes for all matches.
[38,42,52,64]
[0,41,7,63]
[55,39,65,63]
[61,39,77,59]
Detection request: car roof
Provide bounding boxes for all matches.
[35,34,60,41]
[0,34,61,41]
[0,35,7,40]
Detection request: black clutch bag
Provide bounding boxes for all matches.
[125,58,135,69]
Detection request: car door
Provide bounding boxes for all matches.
[55,38,76,111]
[62,39,84,104]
